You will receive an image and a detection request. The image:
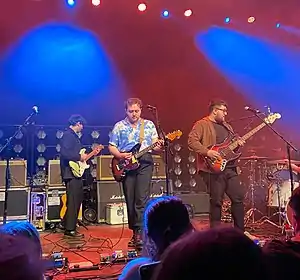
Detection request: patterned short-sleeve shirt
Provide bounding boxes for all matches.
[109,118,159,152]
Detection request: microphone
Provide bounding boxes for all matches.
[146,105,156,110]
[32,106,39,114]
[244,106,260,113]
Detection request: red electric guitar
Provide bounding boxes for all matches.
[202,113,281,173]
[111,130,182,182]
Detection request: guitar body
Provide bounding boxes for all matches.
[69,148,90,178]
[111,143,141,182]
[204,137,242,173]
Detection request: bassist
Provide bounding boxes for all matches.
[188,100,246,232]
[59,114,87,238]
[109,98,163,248]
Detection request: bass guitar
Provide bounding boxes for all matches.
[69,144,104,178]
[203,113,281,173]
[111,130,182,182]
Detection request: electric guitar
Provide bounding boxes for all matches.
[69,144,104,178]
[111,130,182,182]
[203,113,281,173]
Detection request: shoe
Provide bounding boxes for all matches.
[56,223,65,233]
[128,234,136,247]
[64,230,84,239]
[128,229,143,248]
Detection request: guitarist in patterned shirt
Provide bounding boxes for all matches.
[109,98,163,248]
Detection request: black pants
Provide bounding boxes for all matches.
[122,154,153,231]
[200,168,245,231]
[63,178,83,231]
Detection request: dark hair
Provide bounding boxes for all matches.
[208,99,228,113]
[143,196,193,259]
[124,98,143,110]
[68,114,87,126]
[289,187,300,218]
[153,227,267,280]
[0,221,41,256]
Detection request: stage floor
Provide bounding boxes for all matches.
[41,215,283,280]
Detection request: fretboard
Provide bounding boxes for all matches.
[135,142,159,158]
[229,122,267,150]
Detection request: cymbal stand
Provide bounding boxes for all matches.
[244,160,264,227]
[259,176,289,231]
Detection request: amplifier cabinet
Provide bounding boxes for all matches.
[176,192,210,214]
[45,186,82,223]
[48,160,62,186]
[96,155,166,181]
[0,160,27,187]
[0,187,30,221]
[96,180,166,223]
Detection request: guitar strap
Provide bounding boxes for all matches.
[139,118,145,144]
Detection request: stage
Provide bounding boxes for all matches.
[41,215,283,280]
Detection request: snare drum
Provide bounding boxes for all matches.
[268,170,299,207]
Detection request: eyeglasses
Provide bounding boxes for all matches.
[216,108,228,113]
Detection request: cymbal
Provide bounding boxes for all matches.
[267,159,300,165]
[240,156,269,160]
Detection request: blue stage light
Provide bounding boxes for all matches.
[162,10,169,17]
[67,0,75,7]
[225,17,230,23]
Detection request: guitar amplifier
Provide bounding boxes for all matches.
[96,179,166,223]
[48,160,62,186]
[0,160,27,187]
[96,155,166,181]
[0,187,30,221]
[45,186,82,222]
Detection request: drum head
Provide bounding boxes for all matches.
[268,170,299,207]
[286,203,294,226]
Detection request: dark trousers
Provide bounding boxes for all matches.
[200,168,245,231]
[63,178,83,231]
[122,154,153,231]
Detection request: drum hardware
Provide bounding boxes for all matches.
[243,158,265,227]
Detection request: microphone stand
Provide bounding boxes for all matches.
[250,109,297,230]
[149,108,172,196]
[0,110,37,224]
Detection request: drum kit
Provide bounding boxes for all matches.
[239,149,300,231]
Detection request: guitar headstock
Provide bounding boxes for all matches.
[166,130,183,141]
[264,113,281,124]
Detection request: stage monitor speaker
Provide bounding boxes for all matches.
[0,160,27,188]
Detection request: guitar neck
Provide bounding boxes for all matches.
[229,122,267,150]
[135,142,159,159]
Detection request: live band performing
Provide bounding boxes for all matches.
[3,1,300,279]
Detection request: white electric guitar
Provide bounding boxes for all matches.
[69,145,104,178]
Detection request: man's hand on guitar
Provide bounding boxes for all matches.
[121,153,132,160]
[154,139,164,151]
[237,138,245,146]
[80,154,88,162]
[207,150,220,160]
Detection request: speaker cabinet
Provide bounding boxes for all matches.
[0,160,27,187]
[96,179,166,223]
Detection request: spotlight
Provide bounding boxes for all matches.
[224,17,230,23]
[37,130,47,140]
[276,23,281,28]
[162,10,169,18]
[67,0,75,6]
[248,16,255,23]
[138,3,147,12]
[184,9,192,17]
[91,130,100,139]
[92,0,101,6]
